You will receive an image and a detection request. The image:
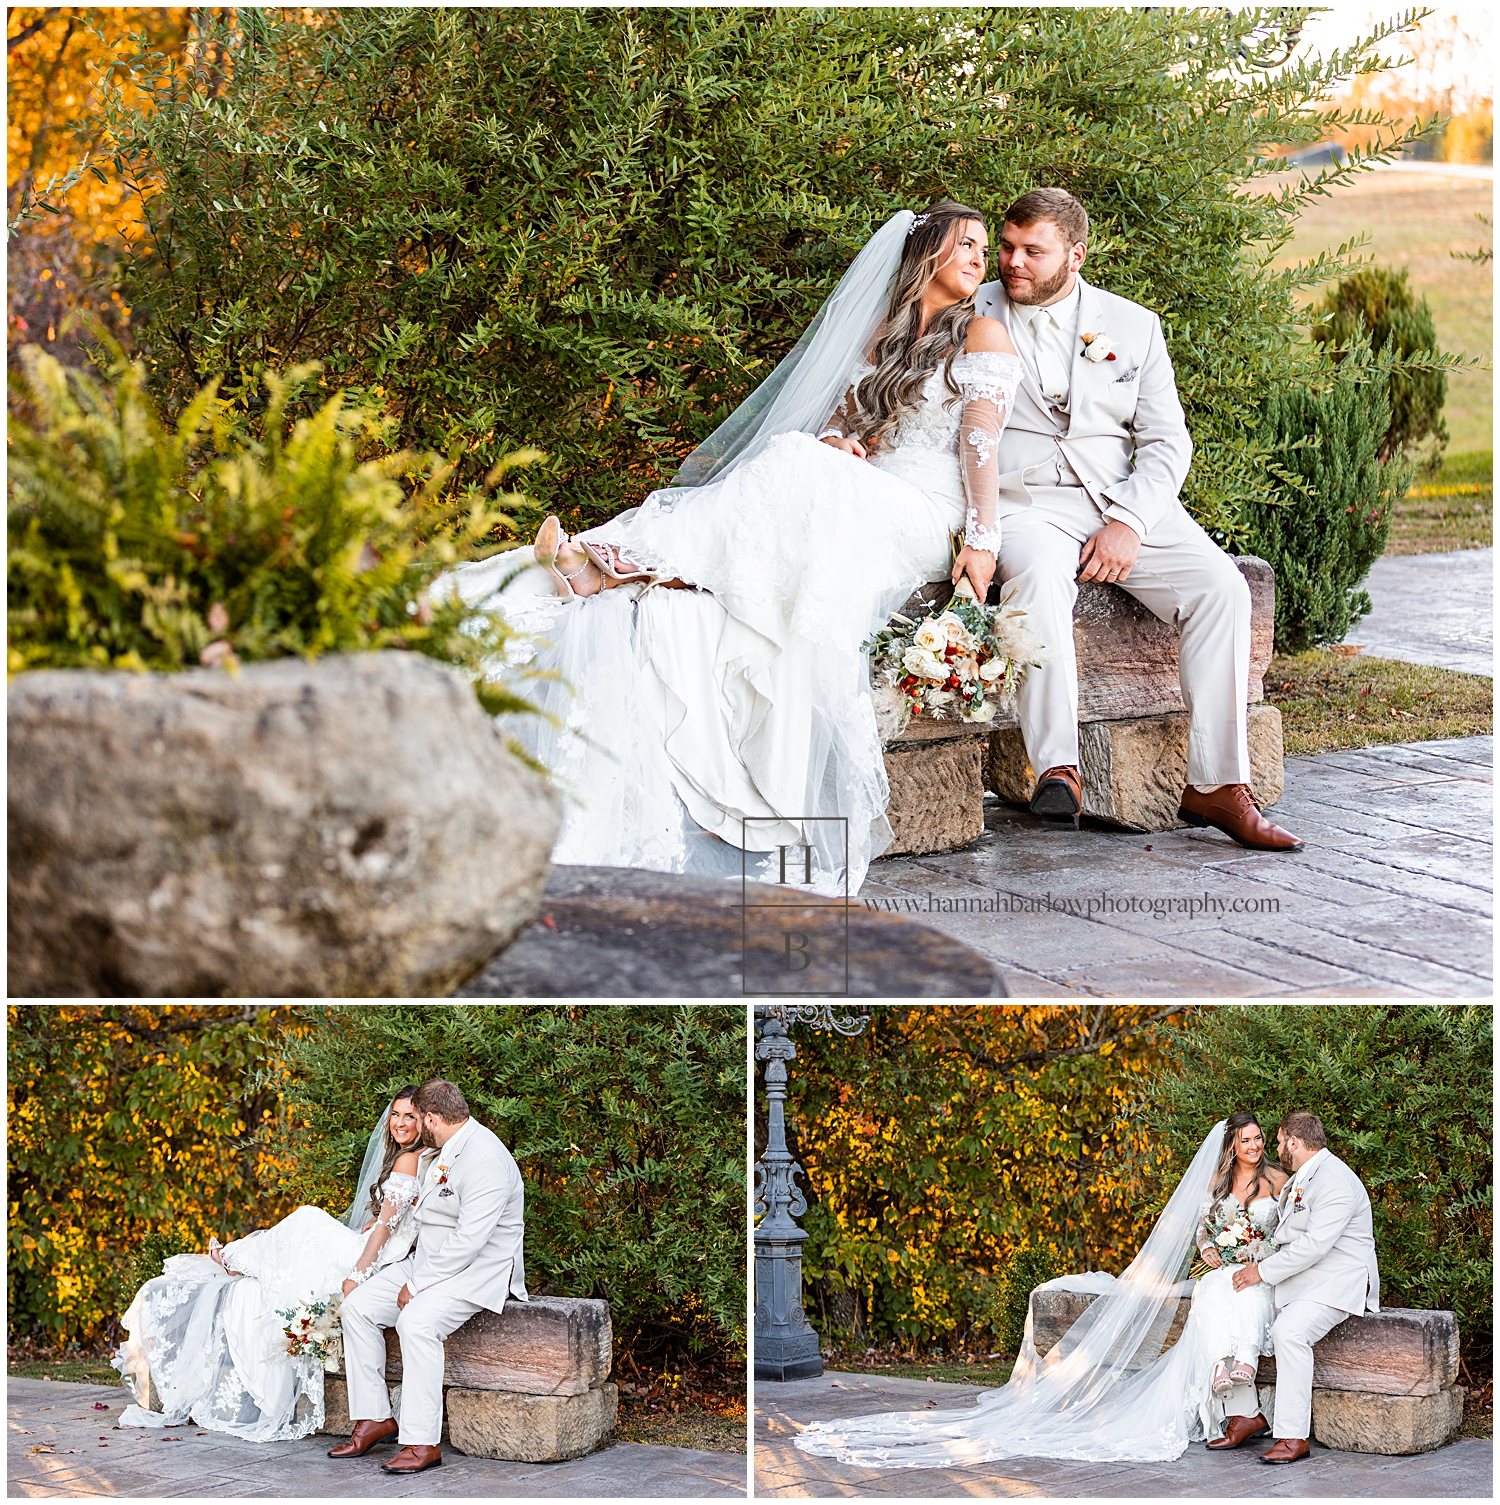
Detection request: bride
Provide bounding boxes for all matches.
[456,201,1028,895]
[112,1089,425,1442]
[794,1115,1287,1468]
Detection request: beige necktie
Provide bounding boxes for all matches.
[1031,309,1070,409]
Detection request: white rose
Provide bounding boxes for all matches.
[936,612,971,647]
[961,700,993,723]
[902,646,944,679]
[912,621,947,653]
[1082,331,1113,362]
[926,688,954,705]
[1215,1229,1236,1247]
[979,658,1006,682]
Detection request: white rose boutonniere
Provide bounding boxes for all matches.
[1081,331,1116,363]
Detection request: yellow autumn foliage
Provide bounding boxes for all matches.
[7,1005,306,1347]
[783,1005,1182,1348]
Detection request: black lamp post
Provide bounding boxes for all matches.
[753,1004,871,1382]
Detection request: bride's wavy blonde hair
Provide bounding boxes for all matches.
[1210,1111,1281,1205]
[847,200,987,452]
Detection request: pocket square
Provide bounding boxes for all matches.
[438,1187,455,1198]
[1114,365,1139,384]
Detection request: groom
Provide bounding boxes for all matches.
[974,188,1302,851]
[1224,1111,1381,1463]
[330,1079,528,1474]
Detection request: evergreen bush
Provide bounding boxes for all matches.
[988,1242,1065,1357]
[93,7,1437,545]
[1248,356,1411,652]
[276,1005,746,1370]
[7,344,538,719]
[1314,265,1449,466]
[1139,1005,1492,1374]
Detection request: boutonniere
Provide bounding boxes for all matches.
[1081,331,1117,363]
[434,1161,454,1197]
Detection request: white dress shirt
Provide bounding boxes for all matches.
[1010,280,1081,412]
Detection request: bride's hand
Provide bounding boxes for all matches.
[1200,1244,1223,1269]
[951,546,996,601]
[820,435,868,460]
[341,1277,359,1297]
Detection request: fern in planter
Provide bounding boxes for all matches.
[7,344,540,720]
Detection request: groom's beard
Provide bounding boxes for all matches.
[1002,261,1072,306]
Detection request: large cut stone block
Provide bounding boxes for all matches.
[328,1297,611,1397]
[987,704,1284,832]
[882,734,987,856]
[1031,1289,1461,1400]
[7,652,560,996]
[446,1382,618,1463]
[1312,1383,1464,1455]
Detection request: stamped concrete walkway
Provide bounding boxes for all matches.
[756,1370,1492,1498]
[7,1379,747,1498]
[864,735,1492,997]
[1352,548,1493,677]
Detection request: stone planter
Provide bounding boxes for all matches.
[8,652,561,996]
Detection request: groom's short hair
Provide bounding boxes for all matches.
[1279,1111,1327,1149]
[1003,188,1089,249]
[413,1079,469,1124]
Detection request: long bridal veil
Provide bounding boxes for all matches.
[794,1121,1227,1468]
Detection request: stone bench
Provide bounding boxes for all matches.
[319,1296,616,1463]
[881,558,1282,853]
[1030,1286,1464,1455]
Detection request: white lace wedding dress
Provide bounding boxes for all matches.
[112,1173,420,1442]
[794,1127,1283,1468]
[458,349,1022,895]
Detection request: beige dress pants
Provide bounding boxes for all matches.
[341,1262,485,1446]
[1269,1299,1350,1439]
[996,481,1254,788]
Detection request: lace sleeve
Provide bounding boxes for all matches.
[348,1173,420,1284]
[818,361,875,441]
[953,351,1021,555]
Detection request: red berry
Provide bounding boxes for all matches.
[1106,352,1116,361]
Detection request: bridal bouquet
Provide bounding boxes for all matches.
[1190,1200,1273,1279]
[277,1297,343,1371]
[863,586,1046,741]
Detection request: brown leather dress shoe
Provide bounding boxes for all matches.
[1031,765,1083,827]
[381,1444,443,1474]
[327,1417,399,1457]
[1206,1412,1271,1449]
[1259,1436,1311,1464]
[1178,784,1303,851]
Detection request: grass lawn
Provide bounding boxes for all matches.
[8,1356,121,1386]
[615,1406,747,1453]
[1386,448,1494,554]
[1263,166,1493,454]
[1268,647,1493,756]
[820,1342,1016,1389]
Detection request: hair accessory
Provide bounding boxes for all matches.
[906,212,930,236]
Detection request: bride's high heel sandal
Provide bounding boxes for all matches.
[1229,1361,1257,1388]
[1210,1362,1235,1398]
[580,539,655,586]
[533,516,601,599]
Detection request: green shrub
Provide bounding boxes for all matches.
[7,345,538,719]
[276,1005,747,1370]
[1139,1005,1492,1373]
[94,7,1436,545]
[127,1226,199,1293]
[1248,359,1411,653]
[987,1242,1065,1357]
[1314,265,1449,466]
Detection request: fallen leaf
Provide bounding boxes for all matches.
[93,1403,110,1411]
